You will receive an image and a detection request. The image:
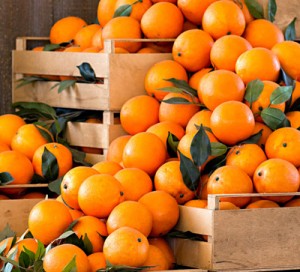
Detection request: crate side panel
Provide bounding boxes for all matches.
[170,239,212,270]
[65,122,127,148]
[13,51,109,77]
[13,81,110,110]
[108,53,172,110]
[0,199,41,236]
[212,207,300,271]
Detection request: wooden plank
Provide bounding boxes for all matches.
[212,207,300,271]
[0,199,42,236]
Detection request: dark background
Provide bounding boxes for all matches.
[0,0,99,115]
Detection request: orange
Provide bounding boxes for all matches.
[0,114,26,147]
[146,121,185,147]
[106,200,153,237]
[99,47,130,53]
[11,124,53,160]
[43,244,91,272]
[253,158,300,203]
[122,132,167,176]
[198,69,245,111]
[185,109,212,134]
[210,35,252,71]
[82,46,101,53]
[78,174,124,218]
[61,166,99,210]
[207,165,254,207]
[151,0,177,2]
[184,199,208,208]
[141,2,184,38]
[177,0,218,25]
[141,244,169,271]
[101,16,142,53]
[72,215,108,253]
[0,141,10,153]
[103,226,149,267]
[137,47,161,53]
[154,160,196,204]
[28,199,73,245]
[246,199,280,209]
[286,111,300,129]
[0,150,34,195]
[210,101,255,146]
[138,190,179,237]
[49,16,87,44]
[114,0,153,22]
[188,68,213,97]
[32,142,73,179]
[144,59,188,101]
[284,198,300,207]
[226,144,267,177]
[91,28,103,50]
[97,0,118,27]
[202,0,246,40]
[206,201,240,210]
[74,24,101,50]
[243,19,284,50]
[159,92,200,128]
[252,122,273,149]
[271,40,300,80]
[68,209,84,221]
[21,192,46,199]
[148,237,176,269]
[6,238,39,261]
[114,167,153,201]
[120,95,160,135]
[245,81,285,122]
[92,160,123,175]
[172,29,214,72]
[265,127,300,168]
[235,47,281,84]
[232,0,254,24]
[106,135,132,164]
[88,252,106,271]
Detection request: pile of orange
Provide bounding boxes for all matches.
[2,0,300,271]
[0,113,73,198]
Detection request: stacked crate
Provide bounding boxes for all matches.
[12,37,172,163]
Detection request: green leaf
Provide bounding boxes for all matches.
[202,153,227,175]
[68,147,91,167]
[239,129,263,144]
[261,107,287,130]
[164,78,198,97]
[19,248,34,268]
[62,255,77,272]
[285,17,297,41]
[0,172,14,185]
[179,151,201,191]
[56,80,76,93]
[280,68,294,87]
[158,86,186,94]
[46,230,75,253]
[15,76,47,89]
[33,260,44,272]
[82,234,93,255]
[12,101,57,119]
[35,124,54,143]
[48,177,63,195]
[77,62,96,83]
[210,142,228,157]
[113,4,132,17]
[244,79,264,106]
[41,147,59,181]
[162,97,194,105]
[43,43,61,51]
[270,85,293,105]
[267,0,277,22]
[0,226,16,244]
[34,240,46,261]
[244,0,264,19]
[190,125,211,167]
[166,132,180,158]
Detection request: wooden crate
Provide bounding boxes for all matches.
[171,193,300,271]
[12,37,172,111]
[64,111,127,164]
[0,198,42,236]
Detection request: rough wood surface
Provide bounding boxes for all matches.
[0,0,98,115]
